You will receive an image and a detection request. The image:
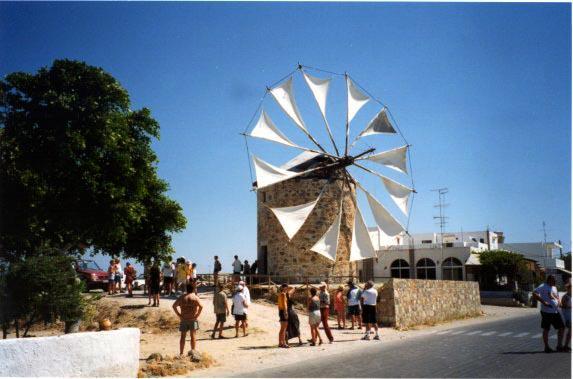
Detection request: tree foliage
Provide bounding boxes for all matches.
[1,252,84,337]
[479,249,530,290]
[0,59,186,262]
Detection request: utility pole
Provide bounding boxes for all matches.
[541,221,548,244]
[432,187,449,264]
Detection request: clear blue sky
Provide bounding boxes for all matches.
[1,2,570,273]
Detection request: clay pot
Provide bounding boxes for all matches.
[99,318,112,331]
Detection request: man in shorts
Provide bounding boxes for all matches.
[173,282,203,355]
[533,275,565,353]
[346,280,362,330]
[360,280,380,340]
[211,282,230,339]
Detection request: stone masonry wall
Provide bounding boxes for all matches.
[376,279,482,329]
[257,173,358,280]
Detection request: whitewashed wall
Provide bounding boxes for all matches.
[0,328,140,377]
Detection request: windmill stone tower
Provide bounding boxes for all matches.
[256,154,359,279]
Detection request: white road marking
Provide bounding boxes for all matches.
[481,331,497,336]
[514,332,529,337]
[531,333,542,339]
[498,332,513,337]
[450,330,466,335]
[437,330,451,335]
[466,330,482,335]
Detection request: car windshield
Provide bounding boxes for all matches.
[78,260,101,271]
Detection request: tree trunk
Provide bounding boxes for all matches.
[14,320,19,338]
[64,320,80,334]
[2,321,8,339]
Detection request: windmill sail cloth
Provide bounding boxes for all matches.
[310,204,341,261]
[363,145,408,174]
[349,205,377,261]
[270,199,319,240]
[250,110,300,148]
[363,188,405,237]
[358,108,396,137]
[303,72,331,120]
[270,76,307,133]
[346,76,370,124]
[252,155,301,189]
[381,176,412,215]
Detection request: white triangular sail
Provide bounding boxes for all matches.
[346,76,370,124]
[252,155,300,189]
[302,72,331,120]
[270,76,307,133]
[380,177,412,215]
[362,145,408,174]
[310,202,342,261]
[358,108,396,137]
[250,110,299,148]
[270,199,319,240]
[362,187,405,237]
[349,205,377,261]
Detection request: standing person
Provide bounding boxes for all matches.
[533,275,565,353]
[239,280,251,328]
[307,287,323,346]
[277,284,289,348]
[360,280,380,340]
[172,282,203,356]
[149,261,162,307]
[176,259,188,294]
[124,262,136,298]
[319,282,334,343]
[114,258,123,293]
[191,263,198,285]
[211,282,230,339]
[162,261,174,296]
[107,260,116,295]
[232,255,242,283]
[346,281,362,330]
[213,256,222,287]
[561,281,572,352]
[286,285,303,346]
[334,285,346,329]
[143,261,150,296]
[232,285,248,337]
[243,260,251,283]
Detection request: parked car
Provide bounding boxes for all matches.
[74,259,109,292]
[133,274,147,291]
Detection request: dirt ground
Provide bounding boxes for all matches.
[3,288,537,377]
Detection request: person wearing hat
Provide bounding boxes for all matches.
[239,280,251,328]
[319,282,334,343]
[334,285,346,329]
[346,280,362,330]
[360,280,379,340]
[232,284,248,337]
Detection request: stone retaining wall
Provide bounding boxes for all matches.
[376,279,481,329]
[0,328,140,377]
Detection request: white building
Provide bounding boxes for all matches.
[362,229,501,281]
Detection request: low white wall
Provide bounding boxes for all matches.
[0,328,140,377]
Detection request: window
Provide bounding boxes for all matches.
[442,257,463,281]
[445,242,454,247]
[479,238,484,243]
[421,240,432,244]
[390,259,410,278]
[261,192,267,203]
[416,258,436,280]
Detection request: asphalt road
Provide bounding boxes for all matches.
[241,314,571,378]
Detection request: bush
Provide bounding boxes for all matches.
[1,251,84,337]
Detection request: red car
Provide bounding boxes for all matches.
[74,259,109,292]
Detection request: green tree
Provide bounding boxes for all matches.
[0,59,186,262]
[3,252,84,337]
[564,252,571,272]
[479,250,528,290]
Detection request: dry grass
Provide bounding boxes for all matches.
[138,352,215,377]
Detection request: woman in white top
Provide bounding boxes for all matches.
[232,285,248,337]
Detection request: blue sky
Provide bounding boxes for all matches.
[1,2,570,273]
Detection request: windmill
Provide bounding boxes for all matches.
[242,64,415,277]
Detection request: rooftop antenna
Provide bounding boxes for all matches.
[540,221,552,244]
[431,187,449,263]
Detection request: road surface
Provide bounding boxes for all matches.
[241,314,571,378]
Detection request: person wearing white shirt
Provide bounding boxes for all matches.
[360,281,379,340]
[162,262,175,295]
[232,255,242,283]
[232,285,248,337]
[239,280,251,328]
[533,275,565,353]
